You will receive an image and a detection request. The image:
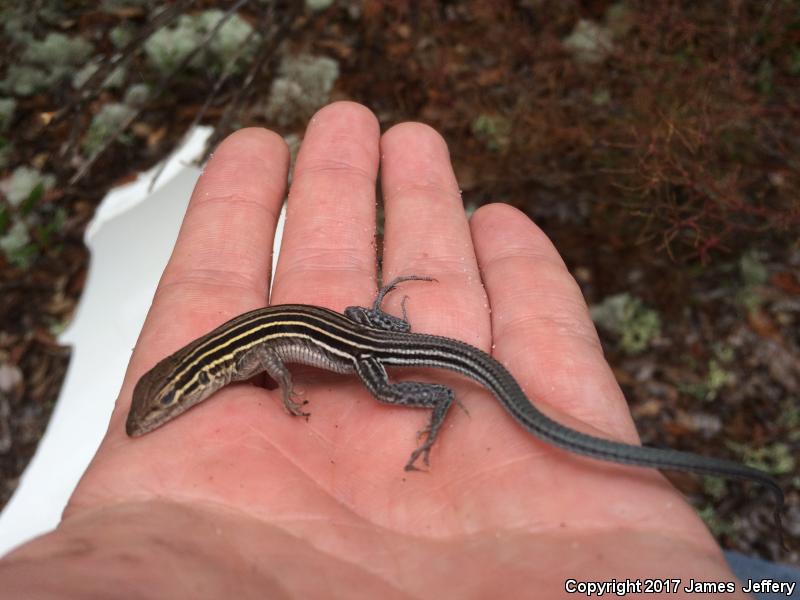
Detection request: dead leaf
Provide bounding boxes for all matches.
[747,308,782,342]
[771,272,800,295]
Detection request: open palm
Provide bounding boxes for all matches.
[5,102,745,598]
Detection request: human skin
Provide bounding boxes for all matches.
[0,102,748,598]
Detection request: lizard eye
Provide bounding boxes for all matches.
[160,390,176,406]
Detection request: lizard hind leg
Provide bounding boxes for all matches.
[404,384,456,471]
[354,356,455,471]
[344,275,436,332]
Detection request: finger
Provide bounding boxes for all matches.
[379,123,489,347]
[470,203,640,442]
[139,127,289,354]
[110,129,288,432]
[271,102,381,308]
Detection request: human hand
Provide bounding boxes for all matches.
[0,102,746,598]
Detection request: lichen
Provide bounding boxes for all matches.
[109,22,136,49]
[263,54,340,126]
[590,292,661,354]
[306,0,334,11]
[83,103,136,155]
[201,10,258,69]
[0,166,55,207]
[144,10,260,75]
[22,31,93,66]
[471,114,512,152]
[1,32,94,96]
[0,221,35,268]
[124,84,151,106]
[726,441,796,475]
[563,19,613,65]
[72,61,126,90]
[144,14,202,73]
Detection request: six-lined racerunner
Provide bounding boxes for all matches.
[127,275,786,544]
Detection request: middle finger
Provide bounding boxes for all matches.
[380,122,490,349]
[271,102,381,309]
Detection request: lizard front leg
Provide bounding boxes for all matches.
[235,345,309,417]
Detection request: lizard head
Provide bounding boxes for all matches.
[125,346,221,437]
[126,354,188,436]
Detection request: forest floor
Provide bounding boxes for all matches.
[0,1,797,562]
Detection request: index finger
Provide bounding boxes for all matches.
[110,128,289,431]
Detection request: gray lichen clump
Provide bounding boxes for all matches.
[144,10,261,75]
[562,2,634,65]
[0,167,55,207]
[0,166,58,269]
[1,32,94,96]
[590,293,662,354]
[263,54,340,126]
[83,103,137,155]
